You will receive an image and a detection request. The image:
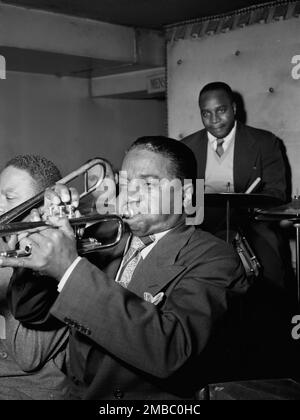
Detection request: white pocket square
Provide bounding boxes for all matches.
[144,292,164,305]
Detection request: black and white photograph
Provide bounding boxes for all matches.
[0,0,300,404]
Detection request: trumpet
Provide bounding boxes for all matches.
[0,158,106,224]
[0,158,124,257]
[0,214,124,256]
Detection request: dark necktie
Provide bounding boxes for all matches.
[216,138,224,157]
[116,235,153,288]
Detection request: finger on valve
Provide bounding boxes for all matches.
[43,186,79,220]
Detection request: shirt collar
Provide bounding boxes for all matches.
[150,230,170,242]
[207,120,237,148]
[140,229,171,259]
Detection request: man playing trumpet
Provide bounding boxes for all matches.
[1,137,248,400]
[0,154,69,400]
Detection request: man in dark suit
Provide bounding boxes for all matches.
[183,82,286,201]
[182,82,292,378]
[2,137,247,400]
[182,81,287,288]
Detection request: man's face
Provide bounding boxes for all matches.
[0,166,37,215]
[118,148,185,236]
[199,89,236,139]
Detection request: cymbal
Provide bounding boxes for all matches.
[255,199,300,219]
[204,193,282,208]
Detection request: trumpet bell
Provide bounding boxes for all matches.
[77,215,124,254]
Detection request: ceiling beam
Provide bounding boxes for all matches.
[0,3,165,76]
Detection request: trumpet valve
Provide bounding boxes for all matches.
[48,204,76,219]
[0,244,32,258]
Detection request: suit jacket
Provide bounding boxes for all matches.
[0,310,68,400]
[182,122,287,202]
[8,224,247,400]
[182,122,289,289]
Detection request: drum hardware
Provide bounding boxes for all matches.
[255,196,300,304]
[233,232,261,279]
[204,192,281,279]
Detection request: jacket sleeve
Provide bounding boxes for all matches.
[7,236,246,380]
[259,134,287,202]
[6,238,127,327]
[7,268,62,329]
[2,311,68,372]
[51,251,245,379]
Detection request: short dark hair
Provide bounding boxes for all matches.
[5,155,61,191]
[199,82,234,104]
[127,136,197,181]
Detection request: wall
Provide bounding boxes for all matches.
[167,18,300,196]
[0,71,166,175]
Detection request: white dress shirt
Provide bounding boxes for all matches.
[205,121,237,193]
[207,121,237,152]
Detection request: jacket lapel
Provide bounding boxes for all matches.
[233,122,258,193]
[127,224,195,298]
[196,131,208,180]
[187,130,208,180]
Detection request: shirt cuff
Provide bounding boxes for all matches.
[57,256,82,293]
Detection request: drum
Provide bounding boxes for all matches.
[233,232,261,279]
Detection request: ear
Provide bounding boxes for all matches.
[182,182,193,211]
[232,101,237,116]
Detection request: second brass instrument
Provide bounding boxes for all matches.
[0,158,124,256]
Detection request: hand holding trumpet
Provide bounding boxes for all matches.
[0,158,123,276]
[0,184,79,280]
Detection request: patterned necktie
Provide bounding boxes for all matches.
[216,138,224,157]
[116,235,154,288]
